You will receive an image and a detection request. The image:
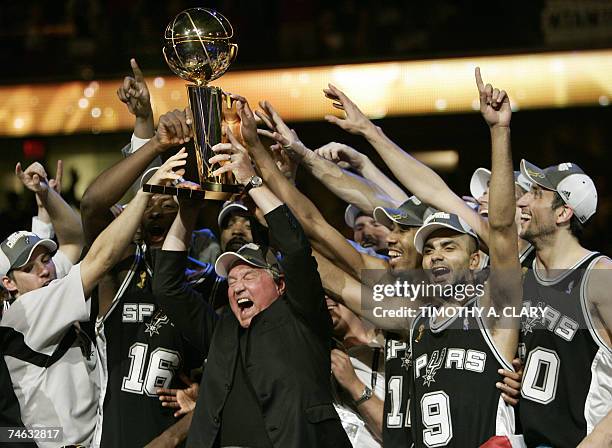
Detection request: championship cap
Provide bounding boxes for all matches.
[414,212,478,254]
[217,200,249,228]
[215,243,282,278]
[373,196,432,230]
[520,159,597,224]
[0,231,57,277]
[470,167,532,200]
[344,204,366,229]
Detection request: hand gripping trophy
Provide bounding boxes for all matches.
[151,8,241,200]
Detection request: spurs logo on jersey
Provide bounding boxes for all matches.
[414,348,487,387]
[383,334,413,447]
[410,299,516,448]
[144,310,170,337]
[519,253,612,448]
[96,245,202,447]
[521,299,579,341]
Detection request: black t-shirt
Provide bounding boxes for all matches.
[220,330,272,448]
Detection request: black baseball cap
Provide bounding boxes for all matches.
[520,159,597,224]
[373,196,432,229]
[215,243,282,278]
[217,200,249,228]
[0,231,57,277]
[414,212,478,254]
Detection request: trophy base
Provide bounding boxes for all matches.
[142,181,242,201]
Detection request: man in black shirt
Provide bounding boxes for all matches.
[153,108,351,448]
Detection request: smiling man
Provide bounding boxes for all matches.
[514,159,612,447]
[0,155,181,447]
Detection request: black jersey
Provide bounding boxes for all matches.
[383,332,414,448]
[96,245,205,447]
[519,252,612,448]
[410,298,516,447]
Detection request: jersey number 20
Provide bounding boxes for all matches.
[521,347,560,404]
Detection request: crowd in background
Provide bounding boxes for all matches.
[0,0,593,82]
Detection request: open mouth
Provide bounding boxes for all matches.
[360,238,376,248]
[388,249,402,259]
[388,249,403,267]
[237,297,254,310]
[147,225,167,243]
[520,213,531,224]
[479,209,489,217]
[431,266,451,281]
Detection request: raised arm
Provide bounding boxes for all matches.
[225,98,387,279]
[80,150,187,298]
[313,249,416,331]
[16,161,83,263]
[117,58,155,140]
[324,84,488,244]
[475,68,522,362]
[154,189,216,354]
[315,141,409,208]
[256,102,400,214]
[81,109,192,243]
[31,159,62,239]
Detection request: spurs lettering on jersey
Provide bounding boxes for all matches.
[384,335,413,442]
[521,299,579,342]
[415,348,486,386]
[386,339,412,369]
[122,303,155,323]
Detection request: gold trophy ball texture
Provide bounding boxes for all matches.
[163,8,237,86]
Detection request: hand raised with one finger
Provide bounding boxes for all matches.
[475,67,511,128]
[117,58,152,118]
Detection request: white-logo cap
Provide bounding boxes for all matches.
[556,174,598,224]
[520,159,597,224]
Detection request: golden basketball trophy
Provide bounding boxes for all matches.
[145,8,240,200]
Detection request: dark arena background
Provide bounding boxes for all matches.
[0,0,611,253]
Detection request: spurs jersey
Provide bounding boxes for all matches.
[383,332,413,447]
[410,298,515,447]
[519,252,612,447]
[95,246,204,447]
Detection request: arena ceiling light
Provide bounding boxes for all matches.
[0,49,611,136]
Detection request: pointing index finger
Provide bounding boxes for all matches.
[475,67,485,92]
[131,58,144,82]
[55,160,63,186]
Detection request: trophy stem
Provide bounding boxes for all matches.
[187,85,223,185]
